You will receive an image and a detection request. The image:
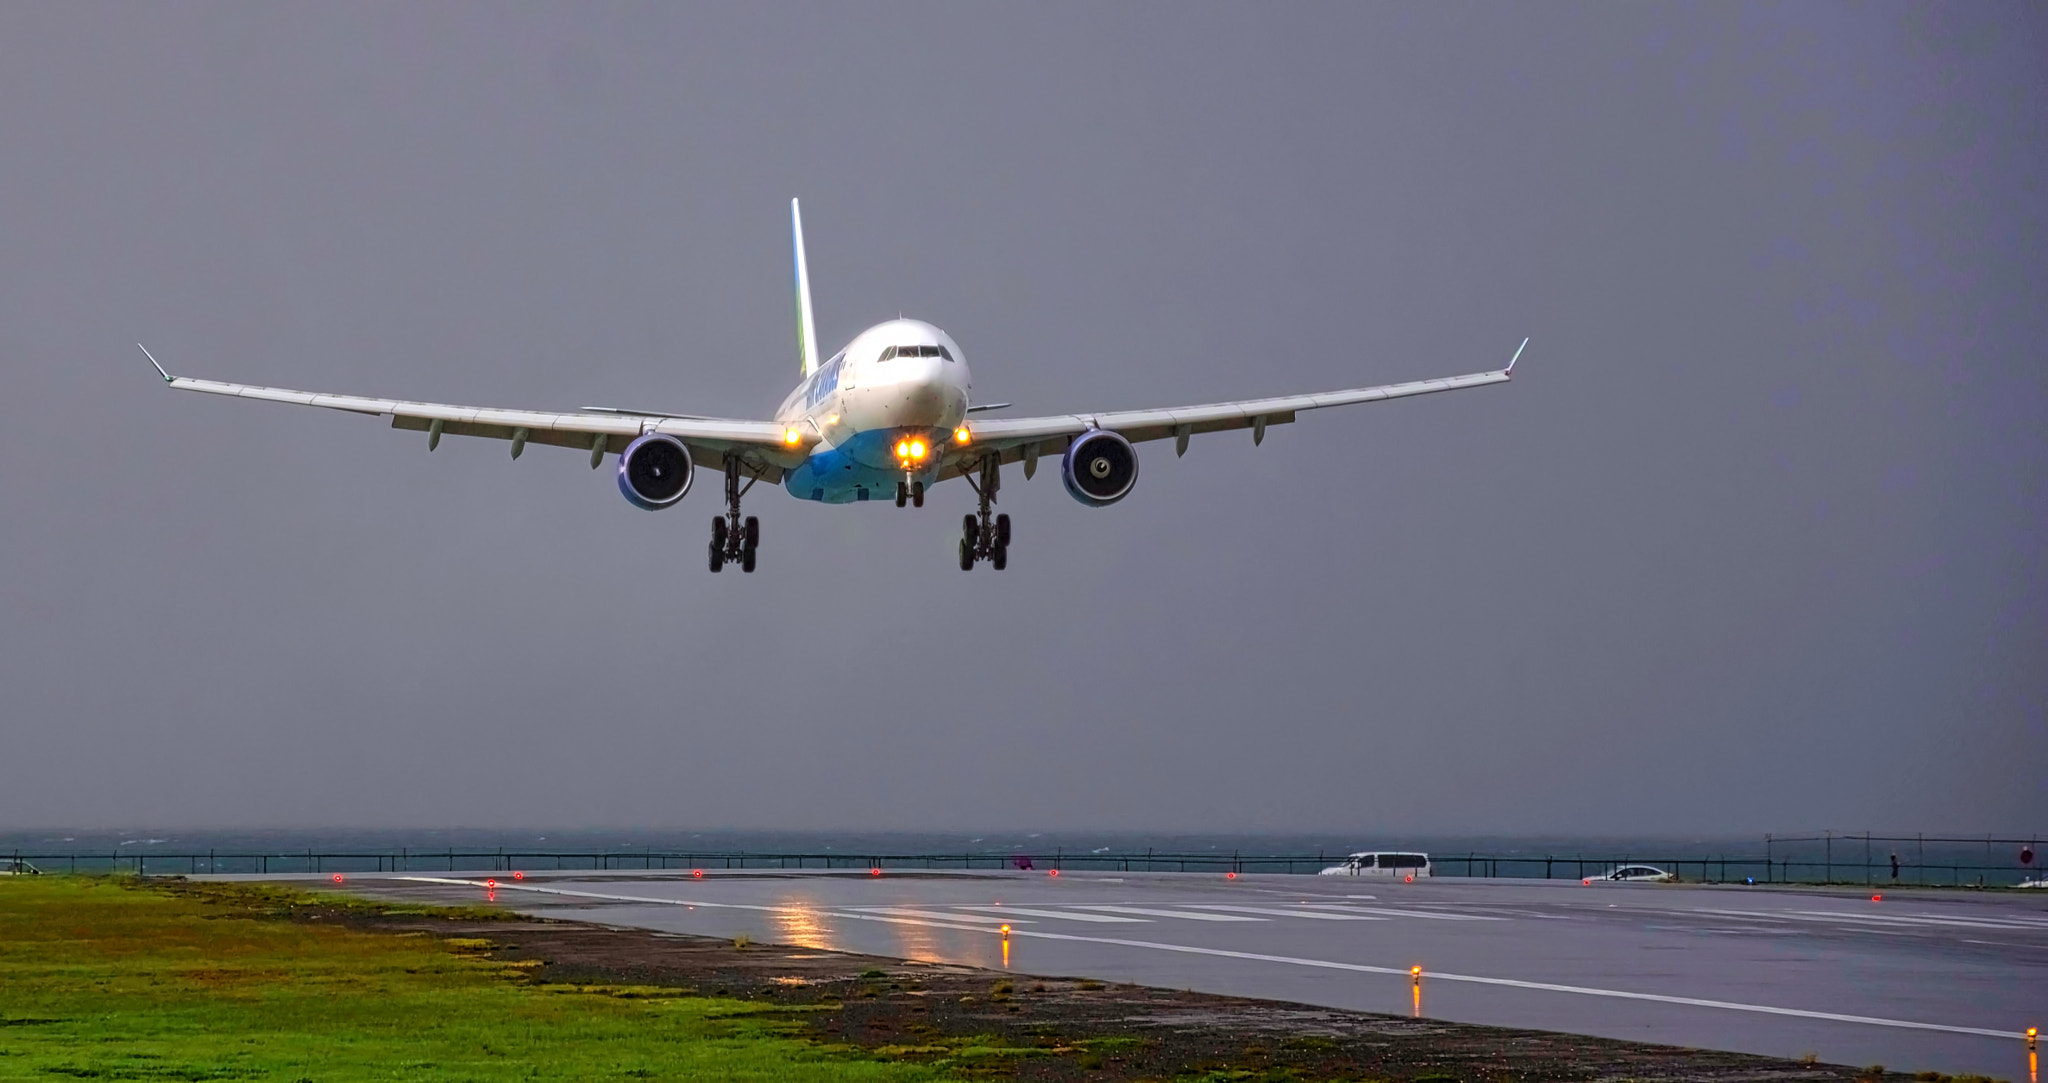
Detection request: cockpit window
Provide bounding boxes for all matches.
[880,345,954,362]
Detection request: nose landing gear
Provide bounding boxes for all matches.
[959,454,1010,571]
[895,479,925,508]
[708,455,760,573]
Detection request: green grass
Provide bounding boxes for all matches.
[0,876,950,1082]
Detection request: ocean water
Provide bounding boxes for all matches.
[1,828,2036,884]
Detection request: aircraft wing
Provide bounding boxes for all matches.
[143,348,809,480]
[942,340,1525,478]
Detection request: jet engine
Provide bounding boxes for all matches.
[616,433,694,510]
[1061,429,1139,507]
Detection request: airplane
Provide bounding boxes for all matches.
[143,199,1523,573]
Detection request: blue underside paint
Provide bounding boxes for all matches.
[782,427,947,503]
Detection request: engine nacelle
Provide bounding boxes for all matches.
[1061,429,1139,507]
[616,433,694,510]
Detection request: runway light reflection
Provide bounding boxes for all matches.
[770,899,835,952]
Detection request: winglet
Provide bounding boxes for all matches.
[138,343,173,383]
[1503,337,1529,376]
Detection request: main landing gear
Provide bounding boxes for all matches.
[709,455,759,573]
[958,454,1011,571]
[895,479,925,507]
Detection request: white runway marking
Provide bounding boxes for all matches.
[850,907,1026,924]
[954,905,1148,923]
[1784,909,2048,931]
[1691,907,2048,933]
[1186,904,1388,920]
[1070,905,1268,922]
[391,877,2029,1043]
[1292,904,1503,921]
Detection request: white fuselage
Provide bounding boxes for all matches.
[774,318,975,503]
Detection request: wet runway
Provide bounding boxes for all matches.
[296,870,2044,1078]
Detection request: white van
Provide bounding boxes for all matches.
[1319,852,1432,878]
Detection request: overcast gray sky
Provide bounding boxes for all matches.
[1,4,2041,835]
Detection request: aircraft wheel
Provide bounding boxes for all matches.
[708,541,723,573]
[995,513,1011,546]
[895,481,908,507]
[958,537,974,571]
[991,543,1007,571]
[962,515,979,547]
[743,516,760,550]
[711,516,727,551]
[911,481,924,508]
[741,546,757,573]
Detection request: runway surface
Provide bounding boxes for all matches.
[282,870,2044,1078]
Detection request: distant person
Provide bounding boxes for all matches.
[1013,856,1033,871]
[1890,852,1899,881]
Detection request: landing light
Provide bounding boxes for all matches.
[895,440,909,458]
[910,440,926,458]
[954,425,971,445]
[783,427,803,447]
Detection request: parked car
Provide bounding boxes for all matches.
[1319,852,1432,878]
[1596,864,1675,883]
[2016,876,2047,889]
[0,859,41,875]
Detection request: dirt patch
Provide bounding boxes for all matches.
[176,881,1913,1083]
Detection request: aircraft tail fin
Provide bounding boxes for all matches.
[792,198,821,377]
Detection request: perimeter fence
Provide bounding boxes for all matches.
[6,833,2039,886]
